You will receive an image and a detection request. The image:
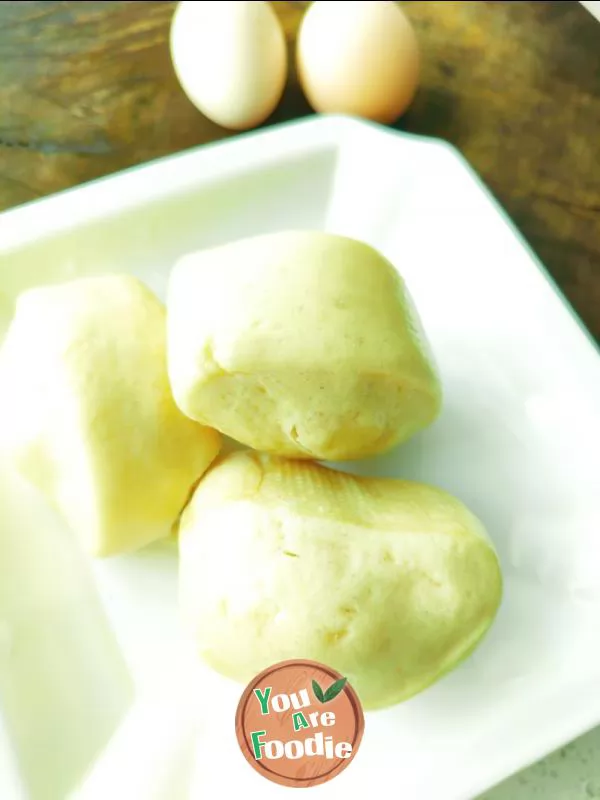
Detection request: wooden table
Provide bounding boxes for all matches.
[0,1,598,339]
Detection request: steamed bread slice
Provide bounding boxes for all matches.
[178,451,502,710]
[0,275,221,557]
[167,231,441,460]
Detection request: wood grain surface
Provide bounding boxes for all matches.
[0,1,598,338]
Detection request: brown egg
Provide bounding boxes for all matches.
[296,1,420,124]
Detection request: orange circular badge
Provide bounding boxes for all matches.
[235,659,365,788]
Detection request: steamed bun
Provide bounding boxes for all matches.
[0,275,221,556]
[178,451,502,709]
[167,231,441,460]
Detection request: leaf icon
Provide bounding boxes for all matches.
[312,679,325,703]
[323,677,347,703]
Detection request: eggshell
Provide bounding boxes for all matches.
[297,0,420,124]
[170,1,287,130]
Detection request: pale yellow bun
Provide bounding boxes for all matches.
[167,231,441,460]
[0,275,221,556]
[179,451,502,710]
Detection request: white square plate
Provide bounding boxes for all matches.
[0,115,599,800]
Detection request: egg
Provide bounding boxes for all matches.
[296,1,420,124]
[170,1,287,130]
